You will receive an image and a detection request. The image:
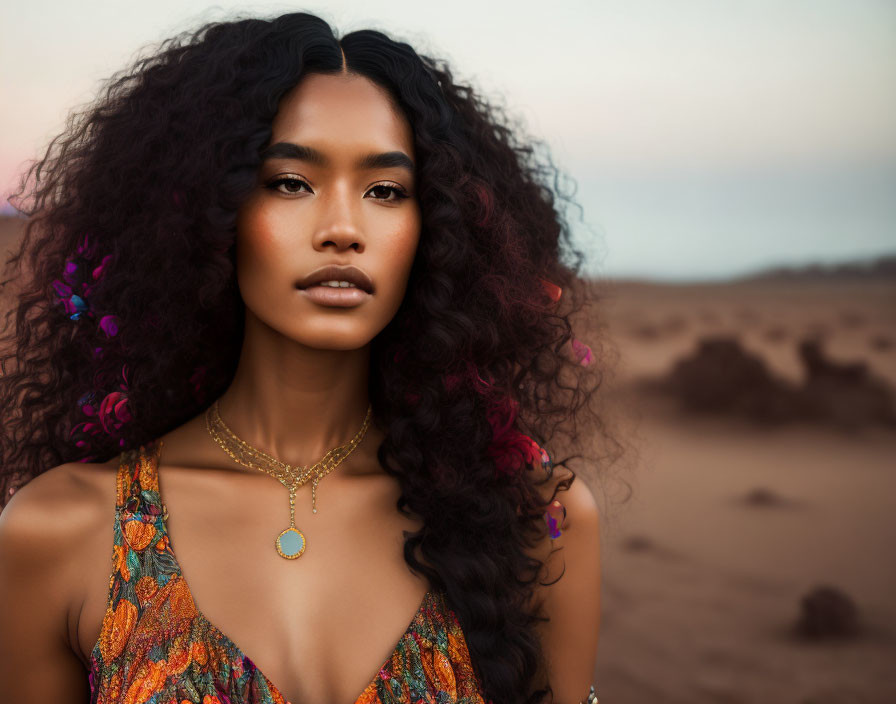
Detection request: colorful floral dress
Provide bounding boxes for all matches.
[87,440,489,704]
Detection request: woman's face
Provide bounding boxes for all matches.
[235,72,421,351]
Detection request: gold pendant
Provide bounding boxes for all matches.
[276,526,306,559]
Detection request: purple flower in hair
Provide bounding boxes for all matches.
[539,444,552,469]
[543,500,566,539]
[63,260,78,283]
[53,257,95,320]
[99,315,119,338]
[52,278,91,320]
[77,390,99,417]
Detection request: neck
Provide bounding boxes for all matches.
[215,310,377,472]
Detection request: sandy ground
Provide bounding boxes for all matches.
[586,275,896,703]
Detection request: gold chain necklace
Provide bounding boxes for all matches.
[205,398,372,560]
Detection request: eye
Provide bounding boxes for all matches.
[366,183,410,202]
[265,176,312,195]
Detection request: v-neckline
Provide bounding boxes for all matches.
[190,587,435,704]
[119,439,437,704]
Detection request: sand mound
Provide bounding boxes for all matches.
[654,335,802,424]
[795,585,861,640]
[649,334,896,430]
[738,486,795,508]
[798,338,896,429]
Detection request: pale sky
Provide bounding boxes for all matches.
[2,0,894,280]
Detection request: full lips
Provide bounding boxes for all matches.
[298,285,371,307]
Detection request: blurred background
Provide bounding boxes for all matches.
[2,1,894,701]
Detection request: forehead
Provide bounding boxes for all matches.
[270,72,414,156]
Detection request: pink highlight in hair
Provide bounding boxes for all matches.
[404,390,420,406]
[472,181,495,228]
[76,231,96,258]
[189,365,207,404]
[443,362,494,397]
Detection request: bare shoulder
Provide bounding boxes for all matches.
[1,458,117,553]
[530,455,600,547]
[552,470,600,532]
[527,455,602,702]
[0,457,117,701]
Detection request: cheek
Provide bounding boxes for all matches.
[235,197,293,275]
[387,207,421,279]
[377,230,419,308]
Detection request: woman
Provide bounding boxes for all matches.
[0,11,605,704]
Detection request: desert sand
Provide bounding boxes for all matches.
[585,271,896,703]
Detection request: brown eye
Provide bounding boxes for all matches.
[367,184,409,201]
[266,177,311,195]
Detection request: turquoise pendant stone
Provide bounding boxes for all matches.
[276,527,306,559]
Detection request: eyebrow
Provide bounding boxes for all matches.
[259,141,415,176]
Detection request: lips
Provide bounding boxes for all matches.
[299,285,371,308]
[296,264,374,293]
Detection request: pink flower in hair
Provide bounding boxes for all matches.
[69,420,102,447]
[571,338,593,366]
[93,363,133,434]
[98,390,132,433]
[538,277,562,303]
[91,254,113,281]
[485,397,543,477]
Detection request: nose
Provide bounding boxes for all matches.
[312,182,364,253]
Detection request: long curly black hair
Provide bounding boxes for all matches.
[0,10,619,703]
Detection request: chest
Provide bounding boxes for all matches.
[78,466,430,704]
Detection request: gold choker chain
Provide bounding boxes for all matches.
[205,398,373,559]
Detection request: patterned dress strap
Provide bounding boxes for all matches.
[115,447,137,513]
[115,442,165,518]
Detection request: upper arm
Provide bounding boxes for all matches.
[0,464,90,702]
[534,473,602,703]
